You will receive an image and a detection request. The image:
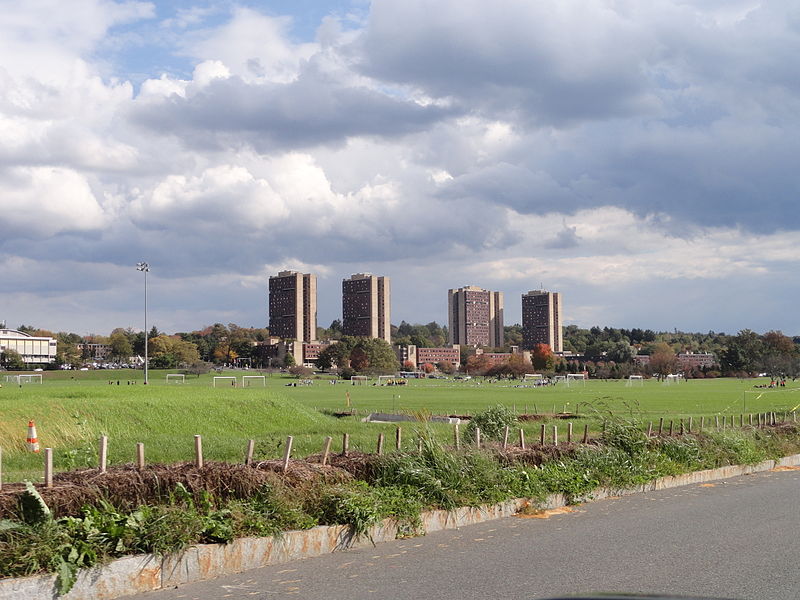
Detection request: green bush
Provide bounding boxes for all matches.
[463,405,518,443]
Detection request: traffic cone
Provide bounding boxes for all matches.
[26,420,40,453]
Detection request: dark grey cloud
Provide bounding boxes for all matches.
[130,70,456,152]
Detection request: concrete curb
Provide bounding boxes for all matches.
[3,453,798,600]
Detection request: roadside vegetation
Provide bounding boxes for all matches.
[1,405,799,595]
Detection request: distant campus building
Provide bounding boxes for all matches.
[0,328,57,364]
[342,273,391,343]
[268,271,317,343]
[522,290,563,352]
[447,286,504,347]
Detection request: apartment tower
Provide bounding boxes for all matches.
[268,271,317,342]
[447,286,504,347]
[521,290,563,352]
[342,273,391,343]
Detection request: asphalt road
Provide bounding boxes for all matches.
[136,468,800,600]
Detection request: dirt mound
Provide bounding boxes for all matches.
[0,461,353,519]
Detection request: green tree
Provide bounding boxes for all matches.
[1,349,25,370]
[109,331,133,361]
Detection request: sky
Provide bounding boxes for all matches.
[1,0,799,337]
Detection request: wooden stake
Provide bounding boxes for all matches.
[582,423,589,444]
[44,448,53,488]
[688,416,693,433]
[715,415,720,429]
[0,446,3,491]
[722,415,726,430]
[377,433,385,455]
[553,425,558,446]
[417,438,423,453]
[502,426,509,450]
[793,411,797,423]
[679,419,684,436]
[658,418,664,436]
[194,435,203,468]
[454,423,461,450]
[245,439,255,466]
[474,427,481,449]
[647,422,653,437]
[396,427,402,451]
[322,436,332,466]
[136,443,145,470]
[519,428,526,450]
[540,423,546,445]
[99,435,108,473]
[282,436,293,472]
[342,433,349,456]
[749,413,753,426]
[567,422,573,443]
[740,414,744,428]
[668,420,674,436]
[700,416,705,431]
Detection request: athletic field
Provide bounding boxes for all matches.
[1,370,797,482]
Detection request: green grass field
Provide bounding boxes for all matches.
[1,369,798,483]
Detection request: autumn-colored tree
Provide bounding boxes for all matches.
[530,344,555,371]
[403,360,416,371]
[649,342,679,379]
[465,353,492,375]
[437,360,456,375]
[421,362,435,374]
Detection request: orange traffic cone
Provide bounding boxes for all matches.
[26,420,40,453]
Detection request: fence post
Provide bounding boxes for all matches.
[700,416,704,431]
[342,433,349,456]
[647,422,653,437]
[553,425,558,446]
[44,448,53,488]
[567,422,573,443]
[396,427,402,451]
[519,428,526,450]
[136,443,145,470]
[749,413,753,426]
[540,423,546,445]
[793,411,797,423]
[282,436,293,473]
[194,435,203,468]
[658,418,664,436]
[322,436,332,466]
[99,435,108,473]
[474,427,481,449]
[715,415,720,429]
[582,423,589,444]
[0,446,3,491]
[245,439,255,466]
[454,423,461,450]
[688,417,693,434]
[377,433,385,455]
[680,419,684,436]
[502,426,509,450]
[668,420,674,436]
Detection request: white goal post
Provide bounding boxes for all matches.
[377,375,395,385]
[350,376,369,385]
[567,373,586,386]
[523,373,543,381]
[626,375,644,387]
[552,375,568,386]
[212,376,237,387]
[664,374,683,385]
[4,375,20,383]
[242,375,266,387]
[166,374,185,384]
[18,374,43,384]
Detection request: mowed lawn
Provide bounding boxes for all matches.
[1,369,798,483]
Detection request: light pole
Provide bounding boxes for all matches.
[136,262,150,385]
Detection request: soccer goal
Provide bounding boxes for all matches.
[4,375,20,383]
[552,375,568,386]
[242,375,266,387]
[212,376,237,387]
[166,374,185,384]
[377,375,395,385]
[567,373,586,386]
[18,374,43,384]
[626,375,644,387]
[350,376,369,385]
[523,373,543,381]
[664,374,683,385]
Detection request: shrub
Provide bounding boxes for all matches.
[464,405,518,443]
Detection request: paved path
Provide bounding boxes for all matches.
[136,467,800,600]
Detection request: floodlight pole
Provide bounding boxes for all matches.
[136,262,150,385]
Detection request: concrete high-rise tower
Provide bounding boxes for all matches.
[447,286,504,347]
[342,273,391,343]
[268,271,317,342]
[522,290,562,352]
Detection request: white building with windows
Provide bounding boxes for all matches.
[0,329,57,364]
